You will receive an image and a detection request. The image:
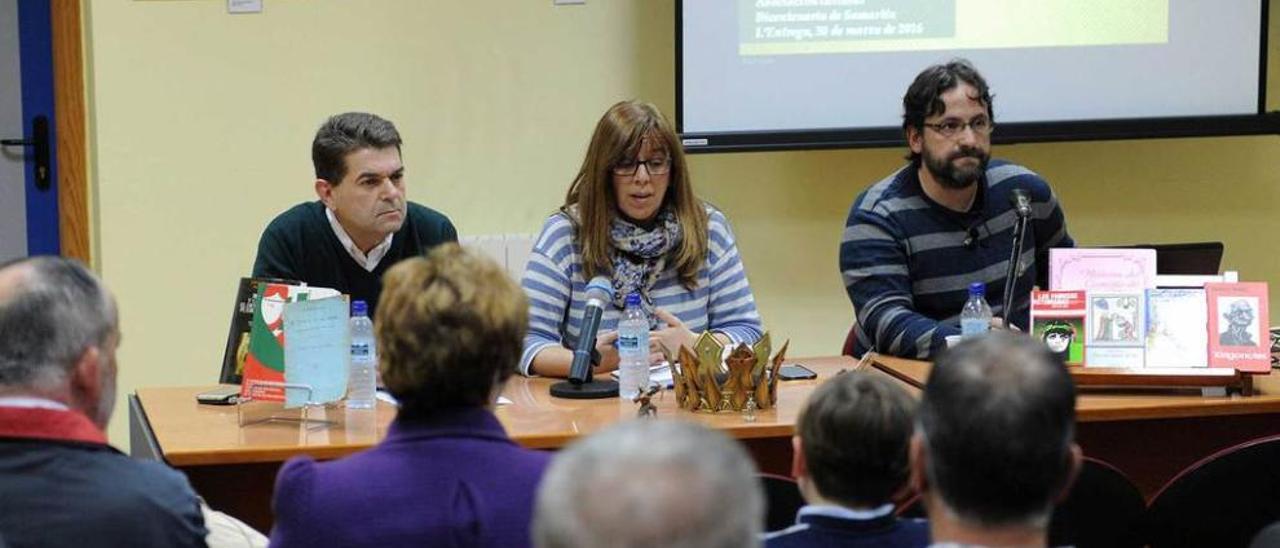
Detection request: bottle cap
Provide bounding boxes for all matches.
[625,292,642,307]
[968,282,985,296]
[351,300,368,317]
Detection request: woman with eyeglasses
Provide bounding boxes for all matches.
[518,100,763,378]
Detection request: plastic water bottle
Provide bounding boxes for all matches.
[616,292,650,399]
[960,282,993,339]
[347,300,377,409]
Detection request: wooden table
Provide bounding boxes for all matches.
[130,354,1280,532]
[129,356,852,532]
[865,354,1280,498]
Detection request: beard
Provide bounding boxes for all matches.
[922,146,989,189]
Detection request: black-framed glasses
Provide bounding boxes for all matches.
[922,117,995,138]
[612,157,671,177]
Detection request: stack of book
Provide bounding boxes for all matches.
[1030,249,1269,372]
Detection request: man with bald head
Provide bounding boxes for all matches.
[0,257,208,547]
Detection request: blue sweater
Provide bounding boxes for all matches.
[764,505,929,548]
[839,160,1073,359]
[519,205,763,376]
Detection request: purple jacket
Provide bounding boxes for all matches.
[269,407,550,548]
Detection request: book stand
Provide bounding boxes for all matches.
[236,381,340,430]
[1068,367,1256,396]
[863,353,1262,396]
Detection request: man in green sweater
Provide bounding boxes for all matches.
[252,112,457,315]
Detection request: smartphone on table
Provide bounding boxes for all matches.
[195,386,241,405]
[778,363,818,381]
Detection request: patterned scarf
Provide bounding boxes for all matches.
[608,208,681,314]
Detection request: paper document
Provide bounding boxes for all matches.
[283,297,349,408]
[611,363,675,389]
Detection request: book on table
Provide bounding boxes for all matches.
[239,282,343,403]
[1031,290,1086,366]
[1205,282,1270,373]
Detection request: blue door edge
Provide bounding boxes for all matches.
[18,0,59,256]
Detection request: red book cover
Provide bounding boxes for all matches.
[1031,290,1086,365]
[240,283,292,401]
[1206,282,1270,373]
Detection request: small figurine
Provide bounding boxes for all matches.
[742,395,758,423]
[633,385,661,418]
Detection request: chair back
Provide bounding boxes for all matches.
[884,458,1146,545]
[1147,434,1280,547]
[842,323,858,357]
[758,473,806,533]
[1048,457,1146,547]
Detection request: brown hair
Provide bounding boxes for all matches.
[798,371,916,507]
[374,244,528,418]
[561,100,708,289]
[312,112,402,184]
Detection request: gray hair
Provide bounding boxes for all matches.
[0,257,117,392]
[533,420,764,548]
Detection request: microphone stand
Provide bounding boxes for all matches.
[549,334,618,399]
[1001,211,1031,328]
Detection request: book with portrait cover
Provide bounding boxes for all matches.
[1144,288,1208,368]
[1205,282,1270,373]
[1085,292,1146,368]
[1030,290,1086,366]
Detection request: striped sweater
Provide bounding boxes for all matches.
[840,159,1074,359]
[519,205,764,376]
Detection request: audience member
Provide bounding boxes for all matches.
[1251,521,1280,548]
[269,244,549,547]
[533,420,763,548]
[764,371,928,547]
[253,112,457,315]
[0,257,209,547]
[912,331,1080,547]
[519,100,763,377]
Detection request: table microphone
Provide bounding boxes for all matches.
[550,276,620,399]
[1010,188,1032,218]
[1001,188,1033,327]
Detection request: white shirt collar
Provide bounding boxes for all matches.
[0,396,70,411]
[798,503,896,521]
[326,208,394,272]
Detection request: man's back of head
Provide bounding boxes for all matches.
[0,256,118,427]
[795,370,915,509]
[914,330,1079,542]
[533,420,764,548]
[0,257,213,547]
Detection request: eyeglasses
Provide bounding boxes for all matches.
[612,157,671,177]
[922,117,995,138]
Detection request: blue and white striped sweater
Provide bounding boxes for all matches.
[519,205,764,376]
[839,160,1073,359]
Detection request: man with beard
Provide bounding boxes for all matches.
[840,60,1073,359]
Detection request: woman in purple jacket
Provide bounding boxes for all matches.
[269,244,550,548]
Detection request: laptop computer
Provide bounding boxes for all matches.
[1110,242,1224,275]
